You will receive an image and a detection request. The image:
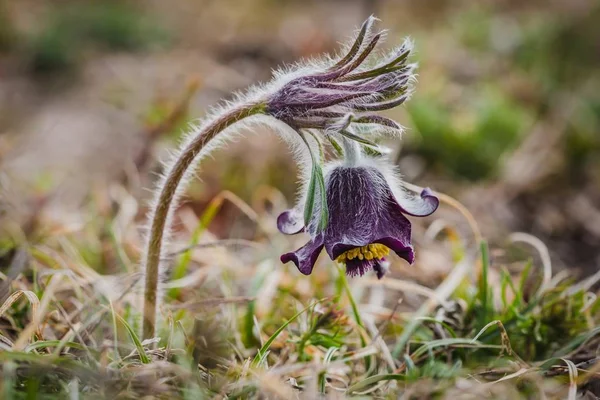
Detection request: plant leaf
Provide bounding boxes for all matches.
[114,313,150,364]
[347,374,405,393]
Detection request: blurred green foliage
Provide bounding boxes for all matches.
[0,3,15,53]
[27,2,169,74]
[563,98,600,182]
[408,88,532,181]
[406,5,600,182]
[514,9,600,181]
[514,9,600,91]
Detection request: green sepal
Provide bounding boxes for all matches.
[303,165,317,228]
[303,164,329,232]
[315,164,329,232]
[340,129,379,148]
[299,131,329,232]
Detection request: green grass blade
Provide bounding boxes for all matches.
[319,346,339,393]
[338,266,363,328]
[25,340,89,353]
[411,338,495,359]
[3,361,16,400]
[552,326,600,357]
[415,317,458,338]
[478,240,490,324]
[471,320,514,356]
[243,263,271,347]
[109,299,121,362]
[114,312,150,364]
[252,300,322,368]
[347,374,405,393]
[518,260,533,303]
[337,266,372,371]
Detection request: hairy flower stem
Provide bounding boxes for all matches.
[143,102,264,340]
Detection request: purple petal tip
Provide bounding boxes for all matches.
[277,210,304,235]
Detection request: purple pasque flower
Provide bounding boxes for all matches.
[278,157,439,279]
[265,16,415,139]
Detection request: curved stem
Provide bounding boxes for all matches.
[143,102,264,340]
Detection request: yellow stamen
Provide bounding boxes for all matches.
[336,243,390,264]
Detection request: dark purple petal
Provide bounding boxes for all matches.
[315,82,361,91]
[284,91,376,111]
[319,33,383,81]
[394,187,439,217]
[376,238,414,264]
[277,210,305,235]
[353,115,401,129]
[351,70,411,94]
[339,47,411,82]
[287,118,328,130]
[329,16,375,71]
[352,94,409,112]
[322,166,416,264]
[281,233,325,275]
[310,111,346,119]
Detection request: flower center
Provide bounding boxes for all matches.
[336,244,390,263]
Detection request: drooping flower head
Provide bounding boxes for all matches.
[278,154,439,279]
[268,17,438,279]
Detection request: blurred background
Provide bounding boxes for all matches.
[1,0,599,277]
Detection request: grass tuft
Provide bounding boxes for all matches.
[1,166,598,399]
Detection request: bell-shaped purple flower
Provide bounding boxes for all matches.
[278,161,439,279]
